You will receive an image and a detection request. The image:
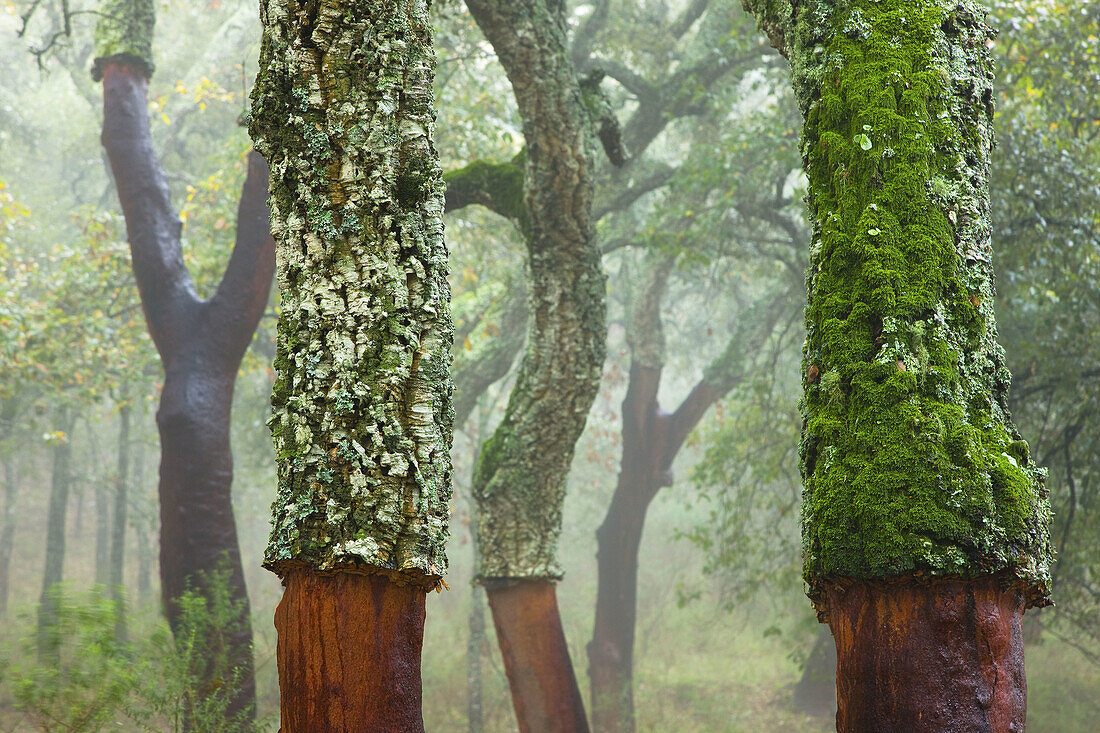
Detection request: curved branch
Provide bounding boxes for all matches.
[99,61,199,361]
[444,154,530,232]
[207,150,276,367]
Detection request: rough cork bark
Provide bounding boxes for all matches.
[740,0,1053,727]
[461,1,606,728]
[464,0,605,582]
[251,0,452,583]
[249,0,452,728]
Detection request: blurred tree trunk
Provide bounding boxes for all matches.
[133,443,152,605]
[110,401,131,641]
[0,456,14,618]
[463,1,607,729]
[94,481,110,586]
[37,408,73,661]
[250,0,453,729]
[93,0,275,722]
[741,1,1053,729]
[792,626,836,718]
[588,261,779,732]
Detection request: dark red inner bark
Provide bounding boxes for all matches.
[275,569,427,733]
[486,578,590,733]
[100,61,275,721]
[824,575,1027,733]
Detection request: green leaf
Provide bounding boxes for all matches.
[854,133,872,150]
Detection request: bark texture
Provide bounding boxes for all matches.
[462,2,605,728]
[743,0,1052,609]
[251,0,452,581]
[274,569,427,733]
[464,0,605,582]
[97,37,274,717]
[824,575,1026,732]
[485,579,589,733]
[739,0,1052,727]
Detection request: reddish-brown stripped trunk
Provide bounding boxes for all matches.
[823,575,1026,733]
[99,60,275,721]
[274,569,428,732]
[485,579,589,733]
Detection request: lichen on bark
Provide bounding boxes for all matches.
[92,0,155,80]
[250,0,452,585]
[742,0,1052,607]
[465,0,607,580]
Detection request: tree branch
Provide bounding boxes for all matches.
[100,61,199,361]
[207,150,276,366]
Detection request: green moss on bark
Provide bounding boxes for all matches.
[743,0,1052,606]
[92,0,155,80]
[250,0,452,584]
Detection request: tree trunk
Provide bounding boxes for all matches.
[485,580,589,733]
[110,402,130,641]
[38,409,73,661]
[250,0,453,728]
[94,481,110,586]
[0,456,17,618]
[467,584,486,733]
[740,0,1053,726]
[97,28,275,717]
[274,569,427,732]
[587,257,767,732]
[825,576,1025,732]
[462,1,606,728]
[792,626,836,718]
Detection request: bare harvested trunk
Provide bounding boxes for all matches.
[274,570,427,732]
[98,52,274,722]
[824,576,1025,732]
[486,580,589,733]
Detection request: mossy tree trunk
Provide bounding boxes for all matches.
[741,1,1053,729]
[588,260,782,733]
[462,1,607,730]
[249,0,452,729]
[94,0,275,722]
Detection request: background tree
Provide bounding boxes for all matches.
[93,0,275,721]
[459,1,608,729]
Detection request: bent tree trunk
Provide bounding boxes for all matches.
[464,1,606,729]
[742,1,1053,729]
[250,0,453,729]
[588,262,779,732]
[94,0,275,721]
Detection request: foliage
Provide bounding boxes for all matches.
[5,580,259,732]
